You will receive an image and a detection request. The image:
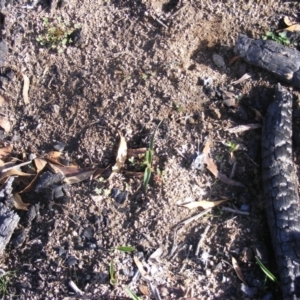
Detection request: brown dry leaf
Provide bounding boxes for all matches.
[232,256,247,285]
[283,16,295,27]
[47,151,62,159]
[133,255,152,280]
[283,24,300,32]
[182,200,227,209]
[0,116,11,133]
[138,285,150,296]
[202,141,244,187]
[48,163,82,176]
[0,169,33,184]
[22,73,30,104]
[227,123,261,133]
[64,169,95,184]
[13,193,30,210]
[0,144,13,159]
[112,131,127,173]
[93,167,108,179]
[34,158,47,172]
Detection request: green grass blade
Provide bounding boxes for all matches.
[115,246,136,252]
[143,166,152,192]
[109,261,117,285]
[124,286,141,300]
[255,256,279,284]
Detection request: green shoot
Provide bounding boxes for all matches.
[143,120,163,192]
[226,141,238,152]
[124,286,141,300]
[109,261,117,285]
[255,256,279,284]
[115,246,136,252]
[128,156,135,165]
[0,270,15,297]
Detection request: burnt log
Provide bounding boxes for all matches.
[235,34,300,88]
[262,83,300,299]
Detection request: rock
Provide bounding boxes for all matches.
[241,283,258,297]
[212,54,226,69]
[66,256,77,267]
[53,142,66,152]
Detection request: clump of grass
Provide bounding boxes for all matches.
[36,17,80,53]
[0,271,15,297]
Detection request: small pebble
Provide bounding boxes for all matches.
[241,283,258,297]
[212,54,226,69]
[66,256,77,267]
[53,142,66,152]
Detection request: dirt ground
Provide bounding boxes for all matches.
[0,0,300,299]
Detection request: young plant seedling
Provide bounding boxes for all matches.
[262,31,291,46]
[109,261,117,285]
[255,256,279,284]
[143,120,163,192]
[114,246,136,253]
[125,286,141,300]
[36,17,80,53]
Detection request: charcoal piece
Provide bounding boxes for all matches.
[25,205,37,227]
[11,228,28,249]
[34,171,64,193]
[0,203,20,253]
[235,35,300,88]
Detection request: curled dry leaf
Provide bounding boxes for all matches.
[202,141,244,187]
[64,169,95,184]
[112,131,127,173]
[283,16,295,27]
[182,200,227,210]
[0,116,11,133]
[283,24,300,32]
[226,123,261,133]
[139,284,150,296]
[13,193,30,210]
[0,144,13,159]
[0,169,33,185]
[22,73,30,105]
[232,256,247,285]
[19,159,48,193]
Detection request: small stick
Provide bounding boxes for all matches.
[222,207,249,216]
[195,224,211,256]
[68,280,84,295]
[1,160,32,173]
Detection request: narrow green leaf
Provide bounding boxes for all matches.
[143,166,152,192]
[109,261,117,285]
[255,256,279,284]
[116,246,136,252]
[124,286,141,300]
